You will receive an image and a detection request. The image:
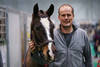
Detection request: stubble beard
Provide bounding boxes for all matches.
[61,24,71,30]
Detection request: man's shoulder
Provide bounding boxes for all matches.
[77,28,87,34]
[76,28,88,38]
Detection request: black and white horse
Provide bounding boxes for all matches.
[24,3,55,67]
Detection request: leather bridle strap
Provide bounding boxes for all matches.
[36,40,54,47]
[31,40,54,53]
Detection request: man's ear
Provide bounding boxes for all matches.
[58,15,60,20]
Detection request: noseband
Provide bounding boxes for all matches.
[36,40,54,48]
[32,40,54,53]
[31,40,54,61]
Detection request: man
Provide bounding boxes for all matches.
[29,4,93,67]
[93,26,100,58]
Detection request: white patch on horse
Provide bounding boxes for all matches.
[40,18,52,41]
[40,18,54,60]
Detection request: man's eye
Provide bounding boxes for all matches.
[61,14,66,17]
[67,14,71,16]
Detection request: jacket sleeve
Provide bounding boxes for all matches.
[83,32,93,67]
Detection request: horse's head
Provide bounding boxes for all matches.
[31,3,55,63]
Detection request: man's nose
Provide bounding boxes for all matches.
[65,15,68,19]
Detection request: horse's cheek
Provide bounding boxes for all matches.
[43,45,48,57]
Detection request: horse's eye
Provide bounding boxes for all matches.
[35,26,44,31]
[36,27,40,30]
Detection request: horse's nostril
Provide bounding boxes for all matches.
[47,49,55,62]
[47,50,50,56]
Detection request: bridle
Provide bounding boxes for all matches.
[31,39,55,62]
[35,40,54,47]
[31,39,54,55]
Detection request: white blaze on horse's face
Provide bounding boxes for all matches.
[40,17,54,61]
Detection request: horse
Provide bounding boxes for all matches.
[24,3,55,67]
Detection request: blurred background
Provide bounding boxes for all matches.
[0,0,100,67]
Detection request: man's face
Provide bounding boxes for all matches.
[58,6,74,28]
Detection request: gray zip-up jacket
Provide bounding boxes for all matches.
[49,25,93,67]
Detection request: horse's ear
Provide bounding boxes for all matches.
[33,3,39,16]
[46,4,54,17]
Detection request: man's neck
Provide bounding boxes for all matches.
[61,25,73,34]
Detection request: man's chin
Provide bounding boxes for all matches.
[63,25,71,29]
